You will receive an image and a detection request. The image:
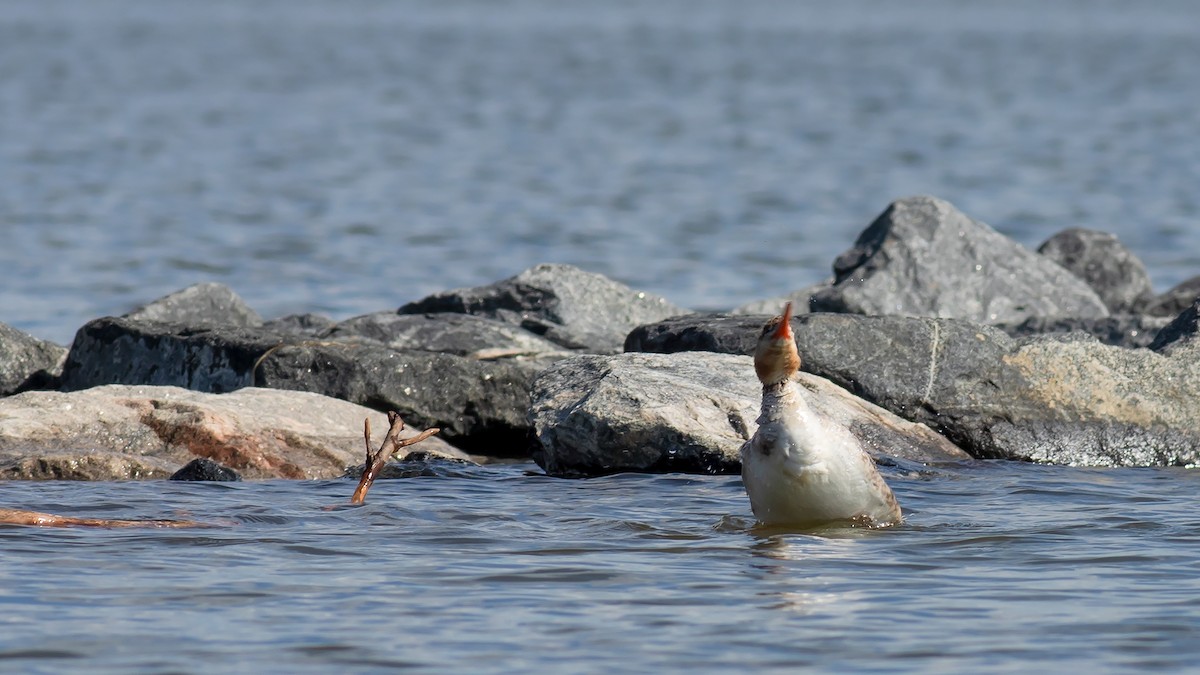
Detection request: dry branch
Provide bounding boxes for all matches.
[350,411,440,505]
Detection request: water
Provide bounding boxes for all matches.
[3,461,1199,674]
[3,2,1200,672]
[1,0,1199,344]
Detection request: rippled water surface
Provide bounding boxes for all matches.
[3,462,1200,674]
[1,0,1199,343]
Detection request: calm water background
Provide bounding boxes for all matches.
[2,1,1200,672]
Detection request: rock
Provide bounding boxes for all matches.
[0,323,67,395]
[0,385,453,480]
[625,313,760,355]
[60,317,285,393]
[262,313,337,337]
[170,457,242,481]
[1036,228,1154,314]
[528,352,968,477]
[624,312,1200,467]
[1145,275,1200,317]
[730,280,832,316]
[124,282,263,328]
[324,311,568,357]
[810,196,1110,323]
[1148,298,1200,355]
[399,263,690,353]
[994,315,1171,349]
[254,341,560,455]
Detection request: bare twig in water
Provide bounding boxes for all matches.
[0,508,209,529]
[350,411,440,505]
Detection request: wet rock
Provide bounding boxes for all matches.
[1148,298,1200,355]
[60,317,285,393]
[624,312,1200,467]
[124,282,263,328]
[810,196,1109,323]
[262,313,337,337]
[324,311,568,357]
[994,315,1171,349]
[254,341,561,456]
[170,457,242,482]
[399,263,690,353]
[529,352,968,477]
[0,323,67,395]
[1145,275,1200,317]
[1036,228,1154,314]
[0,385,451,480]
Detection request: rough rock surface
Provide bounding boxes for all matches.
[0,385,453,480]
[1148,298,1200,355]
[1145,275,1200,317]
[0,323,66,395]
[255,341,560,455]
[529,352,968,477]
[994,315,1171,349]
[262,313,337,338]
[1036,228,1154,314]
[324,311,568,357]
[625,312,1200,467]
[124,282,263,328]
[810,196,1110,323]
[399,263,690,353]
[731,280,832,316]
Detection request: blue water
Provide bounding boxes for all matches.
[3,2,1200,672]
[1,0,1199,344]
[2,462,1200,674]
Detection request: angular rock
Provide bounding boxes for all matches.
[324,311,568,357]
[124,282,263,328]
[399,263,690,353]
[1148,298,1200,355]
[1036,228,1154,313]
[625,313,761,356]
[625,312,1200,467]
[170,457,242,481]
[0,385,452,480]
[730,280,832,316]
[262,313,337,338]
[254,341,561,455]
[994,315,1171,349]
[1145,275,1200,317]
[810,196,1110,323]
[0,323,67,395]
[60,317,286,393]
[529,352,968,477]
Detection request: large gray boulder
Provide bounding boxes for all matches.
[1036,228,1155,314]
[0,323,66,395]
[0,385,454,480]
[399,263,690,353]
[324,311,568,357]
[810,196,1110,323]
[529,352,969,477]
[625,312,1200,467]
[124,282,263,328]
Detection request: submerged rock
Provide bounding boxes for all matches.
[0,385,451,480]
[529,352,968,477]
[810,196,1109,323]
[0,323,66,395]
[399,263,690,353]
[170,457,242,482]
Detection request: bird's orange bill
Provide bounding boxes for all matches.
[772,302,794,340]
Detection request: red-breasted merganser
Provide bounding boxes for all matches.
[740,302,902,528]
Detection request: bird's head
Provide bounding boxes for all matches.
[753,301,800,386]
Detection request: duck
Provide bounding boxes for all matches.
[740,302,902,528]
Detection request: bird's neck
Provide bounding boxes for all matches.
[759,378,806,422]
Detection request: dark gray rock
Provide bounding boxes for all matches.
[399,263,690,353]
[60,317,285,393]
[529,352,969,477]
[0,323,66,395]
[994,315,1171,349]
[625,313,761,355]
[1145,275,1200,317]
[254,341,562,455]
[170,458,242,482]
[324,311,567,357]
[1036,228,1154,313]
[624,312,1200,467]
[262,313,336,337]
[1148,298,1200,355]
[810,196,1110,323]
[125,282,263,328]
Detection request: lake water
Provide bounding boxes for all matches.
[2,1,1200,672]
[3,461,1200,674]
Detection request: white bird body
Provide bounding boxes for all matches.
[740,303,902,528]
